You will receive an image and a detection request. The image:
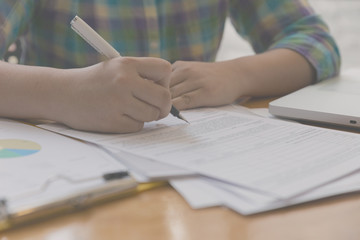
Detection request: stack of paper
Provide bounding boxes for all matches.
[0,118,132,217]
[38,105,360,215]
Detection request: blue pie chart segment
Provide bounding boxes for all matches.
[0,139,41,158]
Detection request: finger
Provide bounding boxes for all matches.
[170,80,201,99]
[123,96,162,122]
[131,57,172,87]
[131,77,172,116]
[170,64,187,87]
[172,89,207,110]
[74,114,144,134]
[111,115,144,133]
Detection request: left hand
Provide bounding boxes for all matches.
[170,61,244,110]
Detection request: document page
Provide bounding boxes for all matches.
[0,118,127,212]
[40,106,360,198]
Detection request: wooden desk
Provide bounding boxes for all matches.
[3,98,360,240]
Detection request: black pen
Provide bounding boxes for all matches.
[71,16,189,124]
[171,105,189,123]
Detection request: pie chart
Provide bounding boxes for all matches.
[0,139,41,158]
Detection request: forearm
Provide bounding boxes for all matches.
[170,48,316,110]
[0,57,172,133]
[0,61,71,121]
[227,48,316,98]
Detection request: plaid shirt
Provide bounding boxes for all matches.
[0,0,340,81]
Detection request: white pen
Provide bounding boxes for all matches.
[70,15,189,123]
[70,15,120,58]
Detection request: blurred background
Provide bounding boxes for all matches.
[217,0,360,71]
[5,0,359,72]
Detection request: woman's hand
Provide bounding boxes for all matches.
[170,60,245,110]
[170,49,315,111]
[58,57,172,133]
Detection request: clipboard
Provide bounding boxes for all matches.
[0,118,166,231]
[0,170,166,232]
[0,172,137,231]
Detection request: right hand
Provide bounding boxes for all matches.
[56,57,172,133]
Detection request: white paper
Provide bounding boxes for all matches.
[39,106,360,199]
[0,118,128,212]
[170,176,279,215]
[104,146,195,180]
[170,177,223,209]
[38,105,246,178]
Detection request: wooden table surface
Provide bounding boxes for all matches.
[2,98,360,240]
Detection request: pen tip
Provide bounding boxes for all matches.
[179,114,190,124]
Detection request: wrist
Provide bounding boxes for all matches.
[41,68,83,124]
[0,62,73,121]
[218,57,255,99]
[221,49,315,98]
[19,65,77,123]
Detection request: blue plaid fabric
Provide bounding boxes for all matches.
[0,0,340,81]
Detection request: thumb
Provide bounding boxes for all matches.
[132,57,172,88]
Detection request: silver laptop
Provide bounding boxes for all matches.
[269,69,360,128]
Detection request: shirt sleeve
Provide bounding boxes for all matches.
[228,0,341,82]
[0,0,37,59]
